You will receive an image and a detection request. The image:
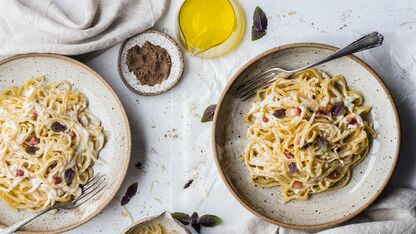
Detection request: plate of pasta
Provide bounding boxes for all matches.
[0,54,131,233]
[212,43,400,229]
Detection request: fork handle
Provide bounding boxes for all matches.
[0,208,52,234]
[295,32,384,72]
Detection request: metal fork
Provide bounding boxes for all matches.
[1,173,107,234]
[237,32,384,100]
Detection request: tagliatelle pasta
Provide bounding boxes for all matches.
[244,69,375,203]
[0,77,104,211]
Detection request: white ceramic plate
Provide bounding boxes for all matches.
[212,43,400,229]
[0,54,131,233]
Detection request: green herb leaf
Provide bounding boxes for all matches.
[171,212,191,225]
[201,104,216,123]
[198,214,223,227]
[252,6,268,41]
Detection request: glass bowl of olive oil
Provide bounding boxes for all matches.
[178,0,245,58]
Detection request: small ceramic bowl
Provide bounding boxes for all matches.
[123,212,190,234]
[212,43,400,230]
[118,30,184,96]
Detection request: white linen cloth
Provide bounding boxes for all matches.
[238,188,416,234]
[0,0,167,56]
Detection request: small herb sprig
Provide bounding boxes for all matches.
[172,211,222,233]
[201,104,216,123]
[252,6,268,41]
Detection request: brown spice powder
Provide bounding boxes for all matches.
[126,41,172,86]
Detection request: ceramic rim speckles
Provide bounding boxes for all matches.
[117,30,184,96]
[212,43,400,230]
[0,53,131,233]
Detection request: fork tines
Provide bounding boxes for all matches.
[72,173,107,207]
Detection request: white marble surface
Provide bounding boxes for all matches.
[68,0,416,233]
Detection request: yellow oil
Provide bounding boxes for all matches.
[178,0,242,57]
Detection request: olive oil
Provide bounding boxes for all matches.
[178,0,244,58]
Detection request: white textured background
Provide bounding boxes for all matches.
[66,0,416,233]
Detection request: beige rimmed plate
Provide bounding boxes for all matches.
[212,43,400,229]
[0,54,131,233]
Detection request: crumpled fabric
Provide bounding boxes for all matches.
[0,0,167,56]
[237,188,416,234]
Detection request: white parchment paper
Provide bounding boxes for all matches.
[68,0,416,233]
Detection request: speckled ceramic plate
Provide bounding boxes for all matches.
[212,43,400,229]
[0,54,131,233]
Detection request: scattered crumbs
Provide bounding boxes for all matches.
[134,162,143,170]
[151,125,156,129]
[150,147,158,155]
[121,206,134,223]
[150,180,160,192]
[164,128,179,139]
[183,179,194,189]
[287,11,296,16]
[160,164,167,172]
[339,24,347,30]
[153,197,162,205]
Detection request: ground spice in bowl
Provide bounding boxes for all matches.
[126,41,172,86]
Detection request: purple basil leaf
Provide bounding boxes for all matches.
[192,223,201,233]
[198,214,223,227]
[191,212,199,225]
[64,169,75,184]
[25,146,38,154]
[120,196,130,206]
[201,104,216,123]
[252,26,266,41]
[171,212,191,225]
[251,6,268,41]
[289,163,296,175]
[126,182,138,197]
[272,109,286,118]
[316,136,329,152]
[331,102,345,116]
[51,122,67,132]
[121,182,138,206]
[183,179,193,189]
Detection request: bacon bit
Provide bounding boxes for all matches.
[15,169,24,177]
[68,130,76,139]
[293,181,303,189]
[284,150,294,159]
[31,112,38,119]
[347,117,358,126]
[52,176,62,185]
[286,107,301,116]
[29,137,39,145]
[329,170,339,179]
[263,116,269,122]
